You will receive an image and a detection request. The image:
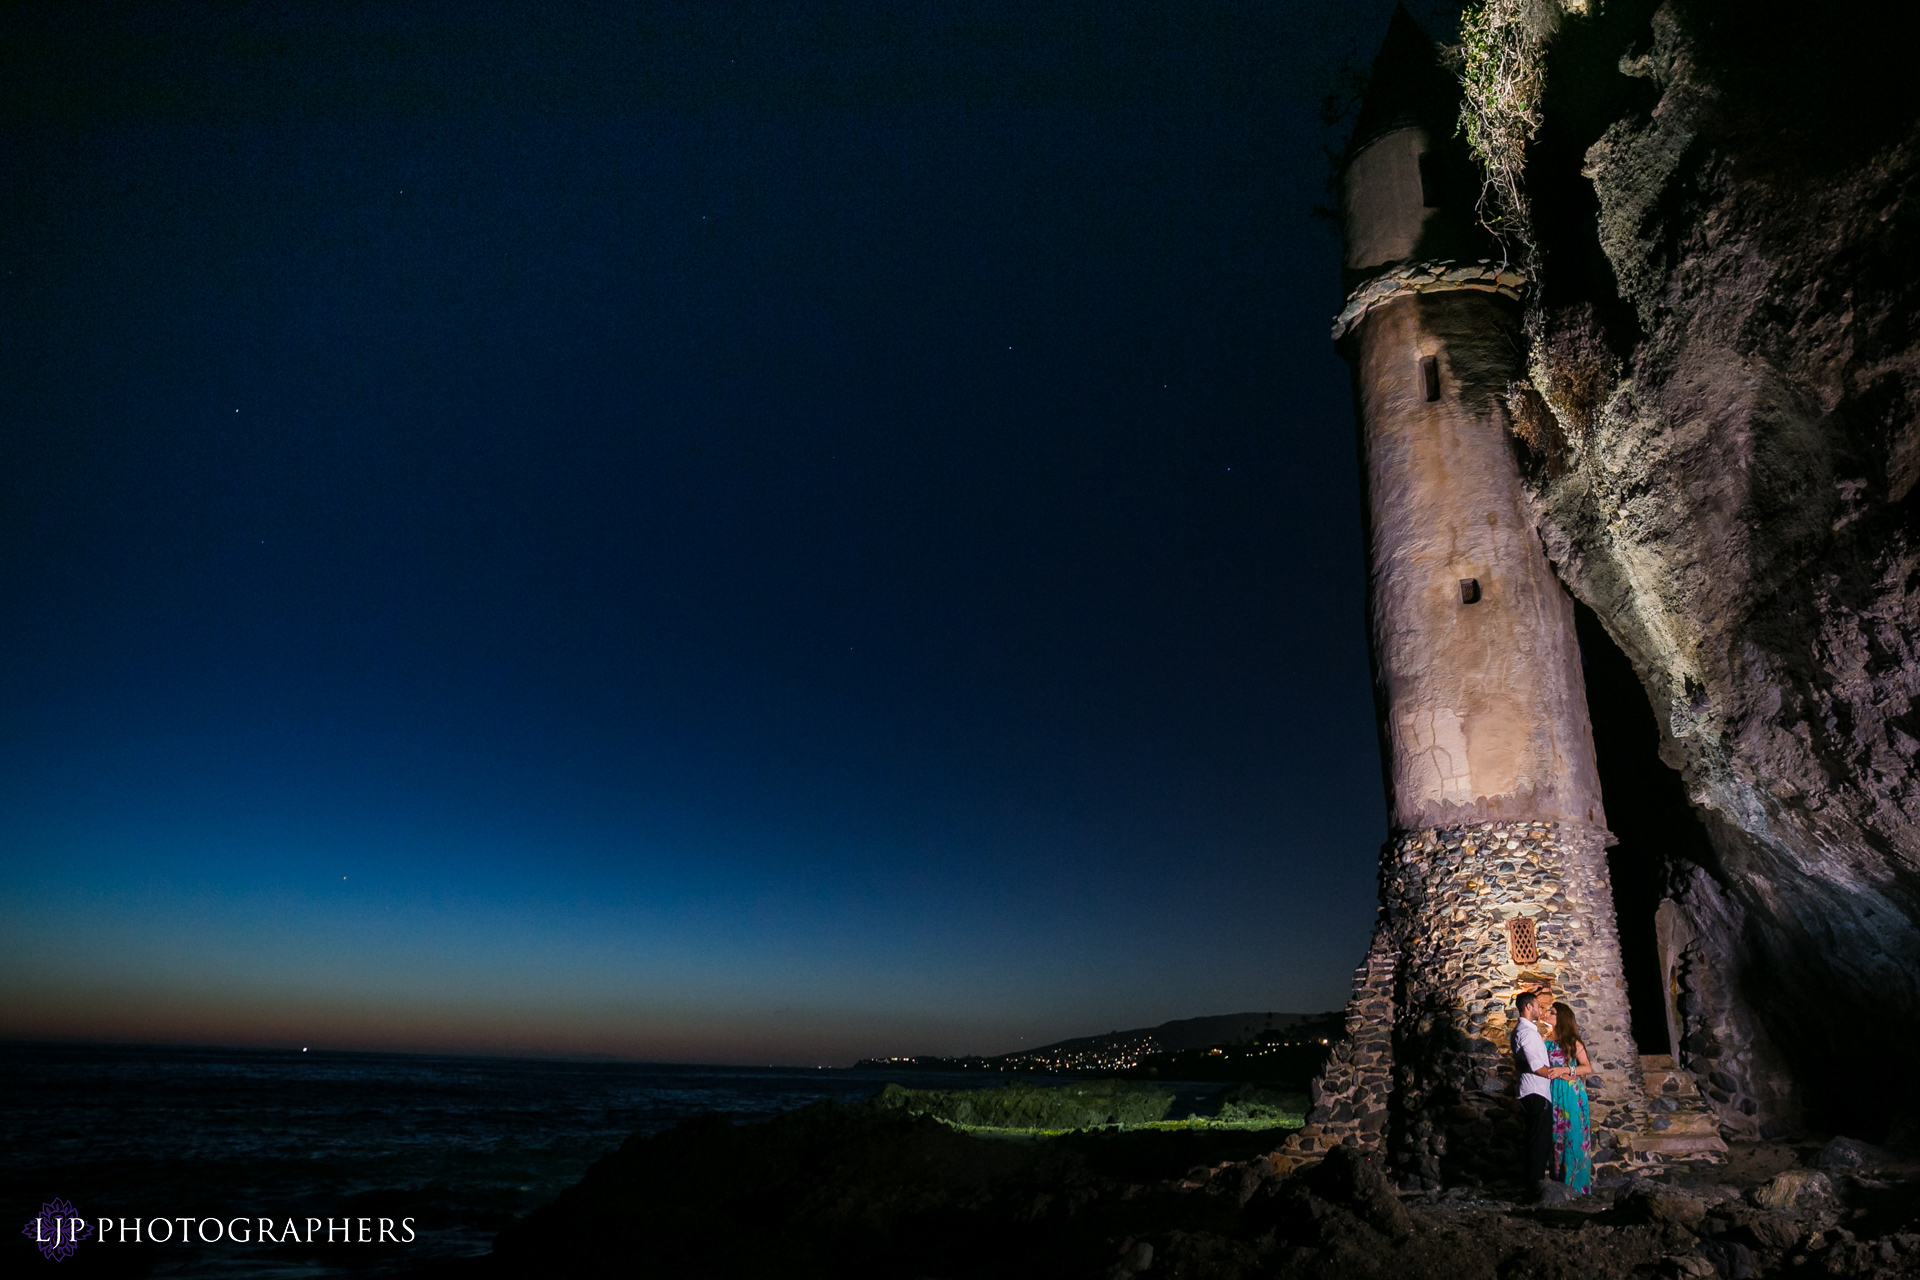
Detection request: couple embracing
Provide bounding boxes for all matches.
[1513,988,1594,1198]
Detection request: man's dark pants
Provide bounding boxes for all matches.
[1522,1093,1553,1188]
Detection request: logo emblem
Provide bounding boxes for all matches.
[22,1200,91,1261]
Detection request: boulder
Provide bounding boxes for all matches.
[1817,1136,1890,1171]
[1751,1170,1834,1210]
[1255,1144,1411,1244]
[1613,1186,1708,1227]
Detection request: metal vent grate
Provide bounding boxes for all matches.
[1506,917,1539,965]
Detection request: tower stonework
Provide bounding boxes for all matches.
[1269,10,1659,1187]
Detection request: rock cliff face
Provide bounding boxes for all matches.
[1504,0,1920,1139]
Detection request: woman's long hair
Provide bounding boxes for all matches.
[1551,1002,1584,1053]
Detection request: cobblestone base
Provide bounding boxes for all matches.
[1271,820,1652,1185]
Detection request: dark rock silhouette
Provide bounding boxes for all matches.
[416,1098,1920,1279]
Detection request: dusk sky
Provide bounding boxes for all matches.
[2,1,1462,1064]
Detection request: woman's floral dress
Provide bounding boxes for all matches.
[1544,1038,1593,1193]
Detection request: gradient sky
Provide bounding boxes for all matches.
[2,1,1463,1064]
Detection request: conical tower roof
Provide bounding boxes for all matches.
[1348,6,1463,158]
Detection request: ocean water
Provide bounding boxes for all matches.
[1,1042,1017,1278]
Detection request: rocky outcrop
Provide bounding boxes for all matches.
[1501,0,1920,1139]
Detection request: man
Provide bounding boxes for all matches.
[1512,988,1558,1196]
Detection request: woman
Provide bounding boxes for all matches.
[1544,1001,1594,1193]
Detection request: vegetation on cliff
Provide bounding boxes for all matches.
[1455,0,1558,252]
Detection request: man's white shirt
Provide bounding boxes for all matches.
[1515,1017,1551,1100]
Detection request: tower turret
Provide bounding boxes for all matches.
[1341,5,1488,283]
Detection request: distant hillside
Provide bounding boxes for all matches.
[856,1009,1342,1076]
[995,1011,1337,1072]
[1019,1012,1332,1060]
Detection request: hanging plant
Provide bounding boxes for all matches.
[1455,0,1559,258]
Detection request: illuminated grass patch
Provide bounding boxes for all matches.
[940,1115,1305,1138]
[873,1080,1306,1137]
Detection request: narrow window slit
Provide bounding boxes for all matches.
[1418,152,1442,208]
[1459,577,1481,604]
[1420,356,1440,402]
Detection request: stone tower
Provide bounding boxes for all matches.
[1270,9,1653,1187]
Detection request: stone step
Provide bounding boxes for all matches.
[1632,1133,1730,1156]
[1634,1055,1728,1163]
[1641,1054,1691,1080]
[1644,1111,1722,1135]
[1638,1055,1715,1103]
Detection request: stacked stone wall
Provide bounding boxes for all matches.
[1670,936,1765,1139]
[1661,869,1790,1141]
[1271,820,1651,1187]
[1269,938,1398,1175]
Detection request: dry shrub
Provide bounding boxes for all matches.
[1507,380,1568,475]
[1537,306,1618,445]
